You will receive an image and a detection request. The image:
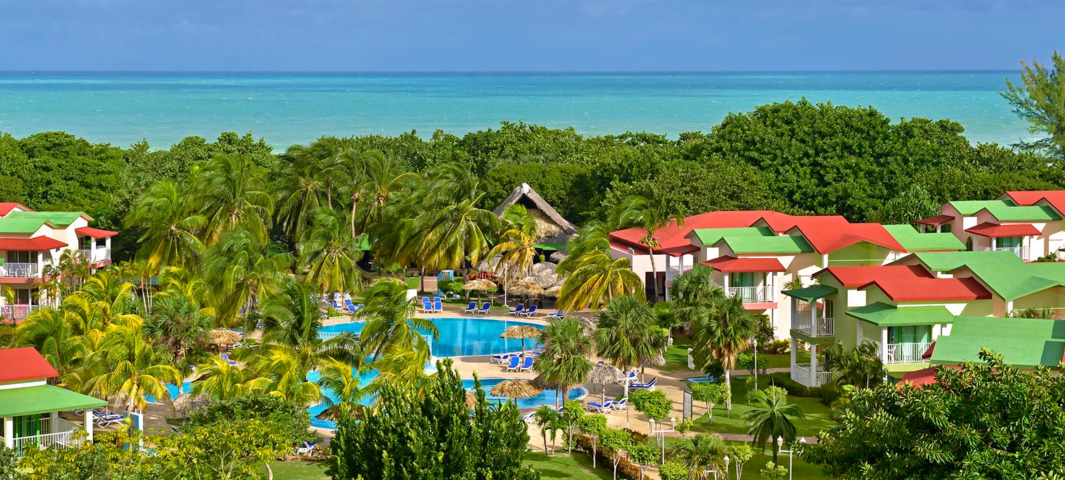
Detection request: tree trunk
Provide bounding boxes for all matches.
[724,369,732,417]
[649,246,659,303]
[543,430,549,455]
[592,436,597,469]
[772,436,779,464]
[265,462,274,480]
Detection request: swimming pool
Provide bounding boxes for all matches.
[308,377,587,429]
[319,317,545,357]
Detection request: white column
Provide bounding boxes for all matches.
[991,237,997,251]
[49,411,58,434]
[810,303,818,336]
[722,273,730,295]
[664,255,672,301]
[809,344,819,385]
[856,321,863,345]
[881,327,889,364]
[1006,300,1014,316]
[790,337,797,373]
[3,417,12,448]
[84,410,93,442]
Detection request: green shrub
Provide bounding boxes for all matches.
[573,433,644,480]
[738,352,769,374]
[760,461,788,480]
[814,382,843,406]
[763,339,791,354]
[758,372,812,397]
[185,393,316,445]
[659,461,689,480]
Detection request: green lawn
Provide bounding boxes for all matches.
[525,451,614,479]
[267,460,329,480]
[689,379,836,437]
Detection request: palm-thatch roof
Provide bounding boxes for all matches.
[210,328,242,346]
[587,362,622,403]
[543,285,562,298]
[494,183,577,244]
[173,394,212,417]
[489,379,543,398]
[462,279,497,292]
[509,282,544,297]
[500,324,541,339]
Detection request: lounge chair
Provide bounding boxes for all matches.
[617,371,637,384]
[344,299,358,313]
[94,412,125,428]
[586,401,614,413]
[332,300,343,310]
[521,412,536,424]
[630,378,657,391]
[508,304,525,316]
[220,353,237,366]
[463,301,477,313]
[612,398,627,411]
[421,298,434,314]
[476,302,491,314]
[547,310,565,319]
[490,353,511,364]
[518,305,537,317]
[295,441,318,456]
[433,298,444,313]
[504,356,522,372]
[517,356,534,372]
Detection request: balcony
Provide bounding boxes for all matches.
[1,304,41,320]
[993,245,1028,259]
[1,262,38,278]
[790,362,831,387]
[883,342,933,364]
[11,418,85,456]
[78,247,111,264]
[727,285,772,303]
[791,309,834,337]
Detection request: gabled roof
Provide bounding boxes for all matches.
[75,226,118,239]
[611,210,778,251]
[915,214,955,227]
[787,219,905,254]
[932,316,1065,368]
[0,236,68,251]
[847,303,955,327]
[0,210,91,235]
[0,202,32,216]
[494,183,577,238]
[0,347,58,383]
[859,275,992,302]
[691,226,773,246]
[1002,190,1065,217]
[816,264,934,288]
[0,385,108,418]
[975,204,1060,222]
[883,224,964,252]
[909,251,1065,301]
[717,234,813,255]
[965,222,1041,238]
[700,256,786,273]
[782,285,837,301]
[947,200,1015,216]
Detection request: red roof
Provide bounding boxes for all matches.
[789,219,906,254]
[75,227,118,239]
[817,265,934,287]
[1003,190,1065,216]
[609,210,780,252]
[916,214,955,226]
[700,256,786,273]
[859,275,992,302]
[898,365,962,389]
[0,203,32,216]
[964,222,1041,238]
[0,237,67,251]
[659,244,700,257]
[0,347,58,383]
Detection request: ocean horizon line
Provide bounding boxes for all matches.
[0,69,1019,76]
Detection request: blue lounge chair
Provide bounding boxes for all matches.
[421,298,434,314]
[463,301,477,313]
[586,401,614,413]
[476,302,491,314]
[344,299,358,313]
[547,310,565,319]
[491,353,512,364]
[94,412,125,428]
[433,298,444,313]
[504,356,522,372]
[517,356,534,372]
[220,353,237,366]
[618,371,637,384]
[630,377,657,391]
[332,300,343,310]
[518,305,537,317]
[612,398,627,411]
[508,304,524,316]
[295,441,318,456]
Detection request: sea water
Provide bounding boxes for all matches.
[0,71,1031,149]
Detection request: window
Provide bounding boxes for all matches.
[7,251,33,263]
[729,272,757,287]
[81,237,94,250]
[998,236,1022,248]
[889,325,931,344]
[940,224,952,233]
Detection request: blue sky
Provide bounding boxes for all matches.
[1,0,1061,71]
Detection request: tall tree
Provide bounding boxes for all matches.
[488,204,540,306]
[690,295,757,414]
[617,193,685,302]
[822,341,886,389]
[274,144,327,242]
[343,150,416,238]
[298,208,364,298]
[557,251,643,312]
[1002,51,1065,159]
[358,278,438,392]
[191,153,274,244]
[743,386,805,464]
[594,296,668,377]
[533,317,594,408]
[125,180,206,272]
[201,228,293,326]
[143,295,212,370]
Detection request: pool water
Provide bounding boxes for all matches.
[319,317,545,357]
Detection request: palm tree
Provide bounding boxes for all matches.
[358,278,438,390]
[409,195,499,275]
[488,204,540,306]
[201,228,294,326]
[92,318,182,414]
[743,387,805,464]
[616,194,685,303]
[533,317,593,408]
[274,144,327,241]
[822,341,885,389]
[298,208,364,300]
[557,251,643,312]
[691,295,757,414]
[16,307,83,377]
[125,180,206,271]
[670,265,725,345]
[671,433,731,480]
[343,150,417,238]
[143,295,213,371]
[190,153,274,245]
[594,296,668,428]
[191,357,254,401]
[316,357,370,416]
[533,405,561,455]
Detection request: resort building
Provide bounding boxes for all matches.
[0,347,107,455]
[494,183,578,255]
[0,202,116,321]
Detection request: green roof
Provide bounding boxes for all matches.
[783,285,837,301]
[948,200,1014,216]
[354,236,372,251]
[534,242,567,251]
[846,302,955,327]
[978,203,1060,222]
[931,316,1065,368]
[0,211,89,235]
[0,385,107,418]
[883,225,965,252]
[911,251,1065,301]
[691,227,773,246]
[721,235,814,255]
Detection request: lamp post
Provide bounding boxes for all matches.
[778,437,806,480]
[648,417,676,464]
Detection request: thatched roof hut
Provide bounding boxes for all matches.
[494,183,578,245]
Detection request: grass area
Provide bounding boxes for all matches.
[689,378,836,437]
[267,460,329,480]
[729,441,829,480]
[765,350,810,369]
[525,451,614,479]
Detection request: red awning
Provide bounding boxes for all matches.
[700,256,786,273]
[659,244,700,257]
[915,214,954,226]
[964,222,1041,238]
[75,227,118,239]
[0,237,67,251]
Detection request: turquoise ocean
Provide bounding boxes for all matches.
[0,71,1032,149]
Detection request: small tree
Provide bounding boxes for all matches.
[630,389,672,429]
[744,386,805,464]
[0,445,22,480]
[560,399,585,453]
[676,417,694,439]
[690,382,725,423]
[628,442,658,480]
[534,405,561,455]
[578,414,608,469]
[659,461,688,480]
[760,461,788,480]
[729,443,754,480]
[599,428,634,480]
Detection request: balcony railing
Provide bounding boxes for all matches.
[11,418,84,456]
[993,245,1028,259]
[1,304,41,320]
[2,262,38,278]
[727,285,772,303]
[790,362,832,387]
[78,247,111,264]
[791,310,834,336]
[883,342,933,364]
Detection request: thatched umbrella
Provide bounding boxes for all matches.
[210,328,241,348]
[462,278,497,301]
[465,390,479,409]
[173,394,211,418]
[548,251,567,263]
[543,285,562,298]
[489,379,543,399]
[588,363,621,404]
[500,324,541,358]
[509,282,544,305]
